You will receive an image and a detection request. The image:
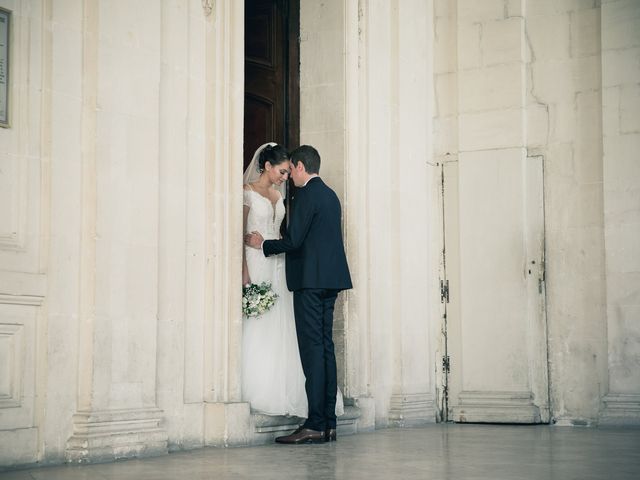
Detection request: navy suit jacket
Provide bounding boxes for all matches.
[263,177,352,292]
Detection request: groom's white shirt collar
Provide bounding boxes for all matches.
[302,174,319,187]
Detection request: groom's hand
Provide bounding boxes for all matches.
[245,231,264,249]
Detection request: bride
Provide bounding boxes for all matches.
[242,142,343,419]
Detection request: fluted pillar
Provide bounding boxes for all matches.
[65,0,167,462]
[202,0,251,446]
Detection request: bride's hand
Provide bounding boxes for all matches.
[242,272,251,286]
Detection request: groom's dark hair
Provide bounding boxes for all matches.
[290,145,321,174]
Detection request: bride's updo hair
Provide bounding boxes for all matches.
[258,144,288,172]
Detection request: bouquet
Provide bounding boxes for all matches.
[242,282,278,317]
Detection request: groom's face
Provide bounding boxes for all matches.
[289,160,304,187]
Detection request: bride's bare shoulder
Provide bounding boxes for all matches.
[243,183,254,191]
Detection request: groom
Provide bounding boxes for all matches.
[245,145,352,444]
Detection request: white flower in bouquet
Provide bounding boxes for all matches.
[242,282,278,317]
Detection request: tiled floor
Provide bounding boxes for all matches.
[2,424,639,479]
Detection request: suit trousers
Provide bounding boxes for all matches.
[293,288,339,431]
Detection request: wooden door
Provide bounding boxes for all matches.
[244,0,299,172]
[443,151,550,423]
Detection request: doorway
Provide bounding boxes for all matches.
[244,0,299,172]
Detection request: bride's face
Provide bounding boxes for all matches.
[265,161,290,186]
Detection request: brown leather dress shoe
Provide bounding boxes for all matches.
[275,427,325,444]
[325,428,337,442]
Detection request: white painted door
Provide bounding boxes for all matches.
[442,151,549,423]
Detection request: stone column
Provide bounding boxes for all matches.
[299,0,380,432]
[202,0,251,446]
[600,0,640,425]
[155,0,217,449]
[342,0,375,430]
[388,0,437,427]
[65,0,167,462]
[356,0,438,428]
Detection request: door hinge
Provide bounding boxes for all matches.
[440,279,449,303]
[442,355,451,373]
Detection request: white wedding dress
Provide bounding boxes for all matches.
[242,187,344,418]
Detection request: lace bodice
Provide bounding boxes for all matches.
[244,189,285,240]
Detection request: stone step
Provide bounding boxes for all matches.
[250,405,361,444]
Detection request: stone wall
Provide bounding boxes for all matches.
[300,0,439,428]
[0,0,639,470]
[600,0,640,425]
[527,0,608,425]
[433,0,640,425]
[0,0,248,467]
[0,0,48,466]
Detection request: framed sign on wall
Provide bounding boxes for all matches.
[0,8,9,128]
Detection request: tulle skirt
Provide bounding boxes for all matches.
[242,249,344,417]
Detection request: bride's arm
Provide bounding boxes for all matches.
[242,204,251,285]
